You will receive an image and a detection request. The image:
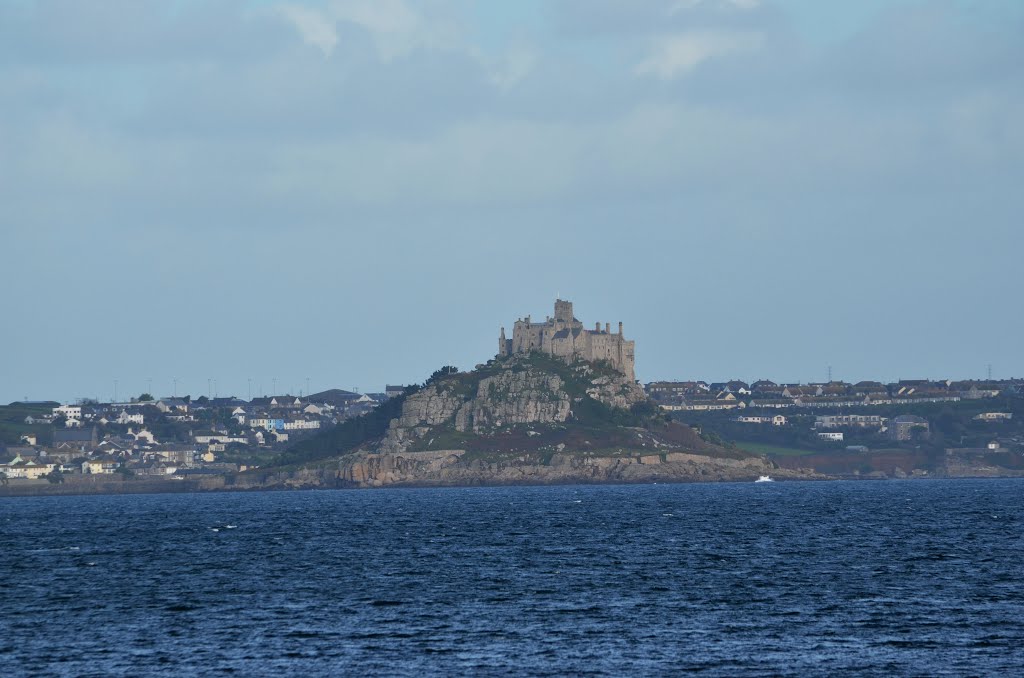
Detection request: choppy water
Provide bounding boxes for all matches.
[2,479,1023,676]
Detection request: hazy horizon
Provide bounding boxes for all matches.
[3,0,1023,404]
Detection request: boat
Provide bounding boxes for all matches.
[755,475,774,483]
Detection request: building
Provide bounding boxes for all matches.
[817,432,844,442]
[53,427,98,452]
[815,414,886,429]
[735,415,787,426]
[889,415,930,441]
[973,412,1013,422]
[82,458,119,474]
[116,410,145,426]
[498,300,636,380]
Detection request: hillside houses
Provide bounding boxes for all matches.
[643,377,1013,412]
[1,387,397,484]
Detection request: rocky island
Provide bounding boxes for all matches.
[231,301,823,490]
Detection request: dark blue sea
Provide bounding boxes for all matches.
[2,480,1023,676]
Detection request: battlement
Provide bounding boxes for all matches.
[498,300,635,380]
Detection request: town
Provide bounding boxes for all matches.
[0,387,406,483]
[2,373,1022,485]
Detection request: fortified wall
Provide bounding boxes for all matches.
[498,300,636,381]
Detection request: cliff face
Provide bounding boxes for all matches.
[378,354,647,456]
[329,449,823,488]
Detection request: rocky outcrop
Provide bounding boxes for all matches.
[585,373,647,410]
[454,371,571,433]
[376,355,648,455]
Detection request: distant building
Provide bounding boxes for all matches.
[815,414,885,429]
[498,300,635,380]
[53,427,98,452]
[385,385,407,400]
[973,412,1012,422]
[735,415,787,426]
[817,432,844,442]
[889,415,930,441]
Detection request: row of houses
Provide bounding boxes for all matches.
[646,378,1021,411]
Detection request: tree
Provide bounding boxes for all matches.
[45,468,64,484]
[138,393,154,402]
[428,366,459,383]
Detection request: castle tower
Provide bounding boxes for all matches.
[498,327,510,357]
[554,299,573,324]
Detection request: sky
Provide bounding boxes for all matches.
[2,0,1022,404]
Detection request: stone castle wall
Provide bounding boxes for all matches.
[498,300,635,380]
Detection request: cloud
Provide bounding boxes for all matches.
[277,4,338,56]
[276,0,460,61]
[636,30,763,79]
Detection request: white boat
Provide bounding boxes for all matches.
[755,475,774,483]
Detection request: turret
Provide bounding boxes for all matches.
[554,299,574,323]
[619,322,623,335]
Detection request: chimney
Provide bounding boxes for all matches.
[618,322,623,335]
[595,322,600,332]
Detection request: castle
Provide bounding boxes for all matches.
[498,300,636,381]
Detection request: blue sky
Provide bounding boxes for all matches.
[2,0,1022,403]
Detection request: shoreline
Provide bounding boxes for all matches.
[3,471,1023,498]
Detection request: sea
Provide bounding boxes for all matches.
[2,479,1023,676]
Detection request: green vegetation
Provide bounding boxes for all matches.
[0,402,57,447]
[736,442,816,457]
[275,384,421,467]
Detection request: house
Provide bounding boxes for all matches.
[385,385,407,400]
[815,414,886,429]
[782,385,822,398]
[889,415,930,441]
[53,427,98,452]
[734,415,787,426]
[1,457,56,479]
[283,418,320,431]
[155,398,190,413]
[192,431,248,445]
[817,432,844,442]
[127,428,157,445]
[116,410,145,426]
[248,417,284,431]
[750,380,783,395]
[249,396,303,410]
[725,380,751,395]
[987,441,1002,451]
[19,434,37,446]
[152,446,197,466]
[82,458,119,474]
[52,404,82,420]
[973,412,1013,422]
[851,381,888,396]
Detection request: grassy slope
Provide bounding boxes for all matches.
[0,402,57,447]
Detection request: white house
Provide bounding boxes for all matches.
[283,419,321,431]
[817,432,844,442]
[53,405,82,420]
[116,410,145,426]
